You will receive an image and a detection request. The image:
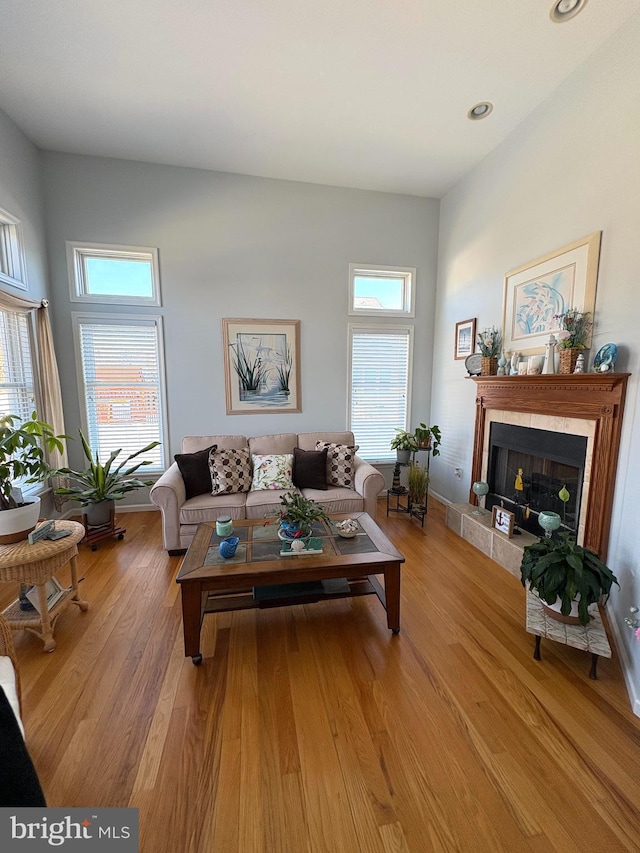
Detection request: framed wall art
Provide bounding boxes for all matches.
[222,318,301,414]
[491,505,515,538]
[455,318,476,360]
[502,232,601,355]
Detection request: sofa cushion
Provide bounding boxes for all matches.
[245,488,301,518]
[182,435,248,454]
[315,441,359,488]
[293,447,328,490]
[300,487,364,515]
[249,433,297,455]
[180,492,246,525]
[251,454,294,491]
[209,447,252,495]
[297,431,355,451]
[174,444,217,500]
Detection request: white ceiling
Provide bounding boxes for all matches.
[0,0,639,197]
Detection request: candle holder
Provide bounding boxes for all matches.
[538,510,561,538]
[472,481,489,515]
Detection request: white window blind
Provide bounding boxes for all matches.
[74,315,166,471]
[349,326,412,462]
[0,309,39,494]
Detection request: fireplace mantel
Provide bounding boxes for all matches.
[470,373,630,558]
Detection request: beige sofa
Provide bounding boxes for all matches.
[150,431,385,554]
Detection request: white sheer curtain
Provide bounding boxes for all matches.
[0,291,68,506]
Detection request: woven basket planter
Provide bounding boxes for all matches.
[559,348,580,374]
[481,357,498,376]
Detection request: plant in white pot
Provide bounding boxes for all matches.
[0,413,68,543]
[520,531,618,625]
[52,430,160,527]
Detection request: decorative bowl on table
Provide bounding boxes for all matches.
[335,519,359,538]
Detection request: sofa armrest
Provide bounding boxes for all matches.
[353,456,385,518]
[150,463,187,552]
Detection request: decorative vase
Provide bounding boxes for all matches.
[559,348,580,374]
[497,353,507,376]
[216,516,233,537]
[481,357,498,376]
[219,536,240,558]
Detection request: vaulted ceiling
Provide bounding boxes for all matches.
[1,0,638,196]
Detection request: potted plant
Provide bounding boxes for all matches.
[476,326,502,375]
[277,492,329,539]
[0,413,68,543]
[390,429,418,464]
[520,531,618,625]
[407,461,429,509]
[52,429,160,527]
[553,308,593,373]
[413,423,442,457]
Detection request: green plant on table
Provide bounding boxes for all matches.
[390,429,418,452]
[407,461,429,507]
[277,492,329,536]
[413,423,442,457]
[52,429,160,505]
[0,413,67,511]
[520,531,618,626]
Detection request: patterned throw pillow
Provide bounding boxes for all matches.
[208,447,252,495]
[315,441,359,488]
[250,454,294,491]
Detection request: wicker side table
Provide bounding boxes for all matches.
[0,520,88,652]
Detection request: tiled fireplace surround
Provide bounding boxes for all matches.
[446,373,629,577]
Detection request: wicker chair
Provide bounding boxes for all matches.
[0,613,20,714]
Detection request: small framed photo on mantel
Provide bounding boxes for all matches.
[455,318,476,360]
[491,505,515,538]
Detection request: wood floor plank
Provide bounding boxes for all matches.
[2,503,638,853]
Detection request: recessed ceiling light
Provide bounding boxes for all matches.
[467,102,493,121]
[550,0,589,23]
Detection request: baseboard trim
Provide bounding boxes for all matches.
[606,606,640,718]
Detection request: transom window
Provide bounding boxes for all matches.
[348,264,415,317]
[348,324,413,463]
[0,207,28,290]
[67,241,161,306]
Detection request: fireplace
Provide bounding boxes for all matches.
[486,423,587,536]
[470,373,629,558]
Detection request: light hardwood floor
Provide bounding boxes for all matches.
[3,500,640,852]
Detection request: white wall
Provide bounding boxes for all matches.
[40,153,440,498]
[0,109,49,300]
[432,13,640,712]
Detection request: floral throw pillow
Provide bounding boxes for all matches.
[315,441,359,489]
[250,454,294,491]
[208,447,252,495]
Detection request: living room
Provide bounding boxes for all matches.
[1,2,639,849]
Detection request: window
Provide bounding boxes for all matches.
[348,264,415,317]
[0,207,28,290]
[348,325,413,462]
[0,308,39,494]
[72,313,167,472]
[67,241,161,306]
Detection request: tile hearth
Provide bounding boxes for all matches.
[446,503,538,578]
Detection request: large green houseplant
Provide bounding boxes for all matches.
[413,423,442,457]
[520,531,618,625]
[0,413,67,542]
[53,429,160,526]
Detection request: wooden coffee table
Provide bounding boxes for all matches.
[176,512,404,664]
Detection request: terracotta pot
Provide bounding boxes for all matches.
[481,357,498,376]
[559,348,580,374]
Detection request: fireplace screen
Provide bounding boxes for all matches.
[486,423,587,536]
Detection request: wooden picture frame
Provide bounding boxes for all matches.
[502,232,601,355]
[491,506,515,538]
[455,318,476,360]
[222,318,301,414]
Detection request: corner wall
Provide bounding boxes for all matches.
[431,13,640,712]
